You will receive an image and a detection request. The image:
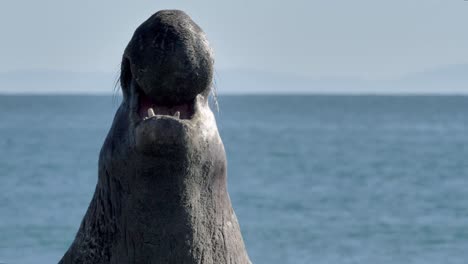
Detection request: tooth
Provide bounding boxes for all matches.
[174,111,180,119]
[148,108,155,117]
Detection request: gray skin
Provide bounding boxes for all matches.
[59,10,251,264]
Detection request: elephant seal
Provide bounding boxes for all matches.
[59,10,251,264]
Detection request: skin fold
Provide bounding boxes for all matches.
[59,9,251,264]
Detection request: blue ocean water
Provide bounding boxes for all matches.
[1,95,468,264]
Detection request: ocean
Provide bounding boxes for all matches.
[1,95,468,264]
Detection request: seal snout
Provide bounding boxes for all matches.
[121,9,214,106]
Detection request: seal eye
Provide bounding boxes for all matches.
[120,58,132,98]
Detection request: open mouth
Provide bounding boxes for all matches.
[137,89,195,121]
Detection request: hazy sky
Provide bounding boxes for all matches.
[0,0,467,81]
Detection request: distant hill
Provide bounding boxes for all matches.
[0,65,467,94]
[389,64,468,93]
[0,70,119,94]
[215,64,468,94]
[214,69,370,94]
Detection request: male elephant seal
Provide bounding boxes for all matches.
[60,10,251,264]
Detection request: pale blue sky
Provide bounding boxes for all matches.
[0,0,467,93]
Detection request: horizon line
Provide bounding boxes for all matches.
[1,91,468,96]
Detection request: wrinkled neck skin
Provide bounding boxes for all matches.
[59,92,250,263]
